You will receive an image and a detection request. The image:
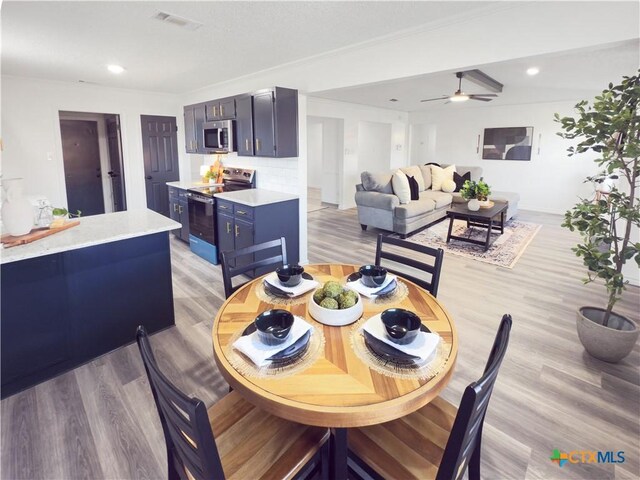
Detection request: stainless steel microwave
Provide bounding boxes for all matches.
[203,120,234,153]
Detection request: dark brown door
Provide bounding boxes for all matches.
[106,115,127,211]
[60,119,105,216]
[141,115,179,217]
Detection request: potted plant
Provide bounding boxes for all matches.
[460,178,492,211]
[555,71,639,363]
[50,207,81,228]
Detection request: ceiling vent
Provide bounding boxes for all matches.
[151,11,203,31]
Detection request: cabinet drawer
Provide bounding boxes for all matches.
[178,189,188,199]
[217,200,234,213]
[234,204,254,219]
[168,186,179,200]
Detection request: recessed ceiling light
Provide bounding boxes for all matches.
[107,64,125,74]
[526,67,539,76]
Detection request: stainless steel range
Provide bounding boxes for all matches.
[186,167,256,264]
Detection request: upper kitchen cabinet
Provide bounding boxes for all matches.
[235,95,254,156]
[184,103,206,154]
[251,87,298,158]
[205,97,236,121]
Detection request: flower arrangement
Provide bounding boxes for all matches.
[460,178,492,201]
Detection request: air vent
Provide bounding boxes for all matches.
[151,11,203,31]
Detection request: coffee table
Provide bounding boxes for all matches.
[446,200,508,251]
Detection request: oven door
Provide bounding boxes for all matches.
[187,194,216,245]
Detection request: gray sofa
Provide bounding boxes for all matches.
[355,164,520,237]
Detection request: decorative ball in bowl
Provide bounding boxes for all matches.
[359,265,387,288]
[276,264,305,287]
[381,308,421,345]
[308,281,363,326]
[254,309,294,346]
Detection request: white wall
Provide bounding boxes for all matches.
[307,119,324,189]
[408,101,600,214]
[357,121,392,175]
[1,76,182,210]
[307,97,409,209]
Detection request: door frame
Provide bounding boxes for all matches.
[58,111,122,213]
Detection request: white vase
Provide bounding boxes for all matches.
[2,178,34,236]
[467,199,480,211]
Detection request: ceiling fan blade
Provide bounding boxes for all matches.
[420,97,448,102]
[469,96,493,102]
[467,93,498,97]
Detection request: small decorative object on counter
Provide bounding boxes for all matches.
[1,178,34,236]
[199,165,210,183]
[460,177,492,211]
[50,207,81,229]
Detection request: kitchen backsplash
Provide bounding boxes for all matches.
[190,154,300,195]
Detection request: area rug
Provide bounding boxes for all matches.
[403,219,542,269]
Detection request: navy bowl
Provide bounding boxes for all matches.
[276,264,305,287]
[359,265,388,288]
[381,308,421,345]
[255,309,294,346]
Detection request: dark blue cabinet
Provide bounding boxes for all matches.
[0,232,175,398]
[216,197,299,278]
[168,186,190,243]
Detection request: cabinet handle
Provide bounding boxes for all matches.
[173,204,178,212]
[213,105,217,117]
[178,205,183,214]
[220,105,224,116]
[235,225,239,237]
[245,138,249,151]
[219,205,228,210]
[237,210,246,215]
[256,138,260,151]
[226,222,231,234]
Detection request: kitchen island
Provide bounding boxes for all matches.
[1,210,180,398]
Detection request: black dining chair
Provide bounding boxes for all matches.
[136,326,329,480]
[374,233,445,297]
[347,314,513,480]
[220,236,288,299]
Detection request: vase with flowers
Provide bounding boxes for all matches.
[460,178,492,211]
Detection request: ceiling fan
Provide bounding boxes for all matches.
[420,71,500,104]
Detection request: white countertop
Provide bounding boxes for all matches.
[214,189,299,207]
[1,209,180,264]
[166,180,211,190]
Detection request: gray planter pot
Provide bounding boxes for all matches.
[576,306,639,363]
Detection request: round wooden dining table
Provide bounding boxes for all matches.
[212,263,458,480]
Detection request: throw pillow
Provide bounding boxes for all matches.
[430,165,456,191]
[361,171,393,194]
[419,165,432,189]
[408,175,420,200]
[400,166,425,191]
[391,170,411,204]
[441,179,456,193]
[453,171,471,192]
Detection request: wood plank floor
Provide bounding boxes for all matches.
[2,207,639,480]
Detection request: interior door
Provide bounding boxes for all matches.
[60,119,105,216]
[106,115,127,211]
[141,115,180,217]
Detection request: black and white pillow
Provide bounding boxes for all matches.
[408,176,420,201]
[453,171,471,192]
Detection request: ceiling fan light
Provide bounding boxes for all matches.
[450,94,469,102]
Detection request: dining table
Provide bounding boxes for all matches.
[212,263,458,480]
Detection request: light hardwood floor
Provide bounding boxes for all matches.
[2,207,639,480]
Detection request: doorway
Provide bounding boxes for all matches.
[306,116,342,212]
[140,115,179,218]
[59,111,127,216]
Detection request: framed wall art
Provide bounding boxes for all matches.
[482,127,534,161]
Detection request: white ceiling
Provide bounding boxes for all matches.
[1,1,499,93]
[310,40,640,111]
